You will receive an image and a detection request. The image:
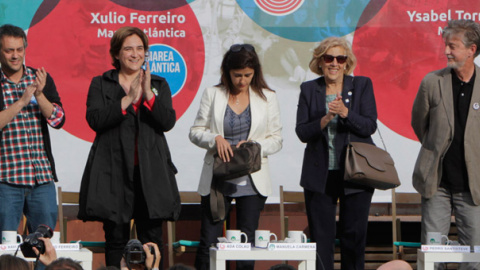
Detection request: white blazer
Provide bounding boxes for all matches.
[189,86,283,196]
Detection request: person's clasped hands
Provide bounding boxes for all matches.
[327,94,348,118]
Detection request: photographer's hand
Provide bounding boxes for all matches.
[33,237,57,266]
[144,242,160,270]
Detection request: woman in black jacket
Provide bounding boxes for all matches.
[78,26,180,269]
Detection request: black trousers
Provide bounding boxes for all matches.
[103,166,164,269]
[194,194,267,270]
[304,170,373,270]
[103,218,163,269]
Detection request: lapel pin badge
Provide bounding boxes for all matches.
[151,87,159,96]
[474,102,480,110]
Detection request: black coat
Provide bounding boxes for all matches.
[78,70,180,223]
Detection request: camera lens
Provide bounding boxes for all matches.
[20,224,53,257]
[36,224,53,238]
[124,239,146,265]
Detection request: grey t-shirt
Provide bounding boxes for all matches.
[219,104,258,197]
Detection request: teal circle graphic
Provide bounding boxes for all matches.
[0,0,44,29]
[237,0,373,42]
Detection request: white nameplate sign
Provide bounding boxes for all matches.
[421,245,470,253]
[0,243,80,251]
[0,244,20,251]
[216,243,251,250]
[267,242,316,251]
[53,243,81,250]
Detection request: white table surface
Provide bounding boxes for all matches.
[0,248,93,270]
[417,250,480,270]
[210,247,316,270]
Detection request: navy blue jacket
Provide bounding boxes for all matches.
[295,75,377,193]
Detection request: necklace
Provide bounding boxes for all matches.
[231,94,240,105]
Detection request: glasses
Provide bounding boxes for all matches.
[322,54,348,64]
[230,44,255,52]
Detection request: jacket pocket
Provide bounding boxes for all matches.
[413,146,435,183]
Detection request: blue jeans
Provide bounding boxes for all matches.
[0,181,57,236]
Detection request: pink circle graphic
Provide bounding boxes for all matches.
[352,1,472,141]
[26,0,204,142]
[253,0,304,16]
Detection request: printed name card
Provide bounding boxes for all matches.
[0,243,81,251]
[0,244,19,251]
[216,243,251,250]
[267,242,317,251]
[53,243,81,250]
[421,245,471,253]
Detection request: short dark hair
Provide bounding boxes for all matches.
[0,254,30,270]
[443,19,480,57]
[45,257,83,270]
[0,24,28,49]
[218,43,272,100]
[109,26,149,70]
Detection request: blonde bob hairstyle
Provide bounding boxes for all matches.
[309,37,357,76]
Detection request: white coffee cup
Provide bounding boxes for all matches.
[287,230,307,243]
[255,230,277,248]
[426,232,449,245]
[2,231,22,244]
[226,230,248,243]
[51,231,61,244]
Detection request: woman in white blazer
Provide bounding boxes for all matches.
[189,44,282,270]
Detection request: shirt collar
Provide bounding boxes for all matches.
[0,65,29,83]
[451,68,476,85]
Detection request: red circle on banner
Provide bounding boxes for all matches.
[26,0,204,142]
[254,0,304,16]
[352,1,472,141]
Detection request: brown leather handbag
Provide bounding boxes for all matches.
[344,141,400,190]
[210,141,261,222]
[343,78,400,190]
[212,141,261,181]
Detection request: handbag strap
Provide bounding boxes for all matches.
[345,77,388,152]
[210,181,226,223]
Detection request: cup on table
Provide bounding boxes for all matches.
[1,231,22,244]
[255,230,277,248]
[226,230,248,243]
[426,232,449,245]
[287,230,307,243]
[51,231,61,244]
